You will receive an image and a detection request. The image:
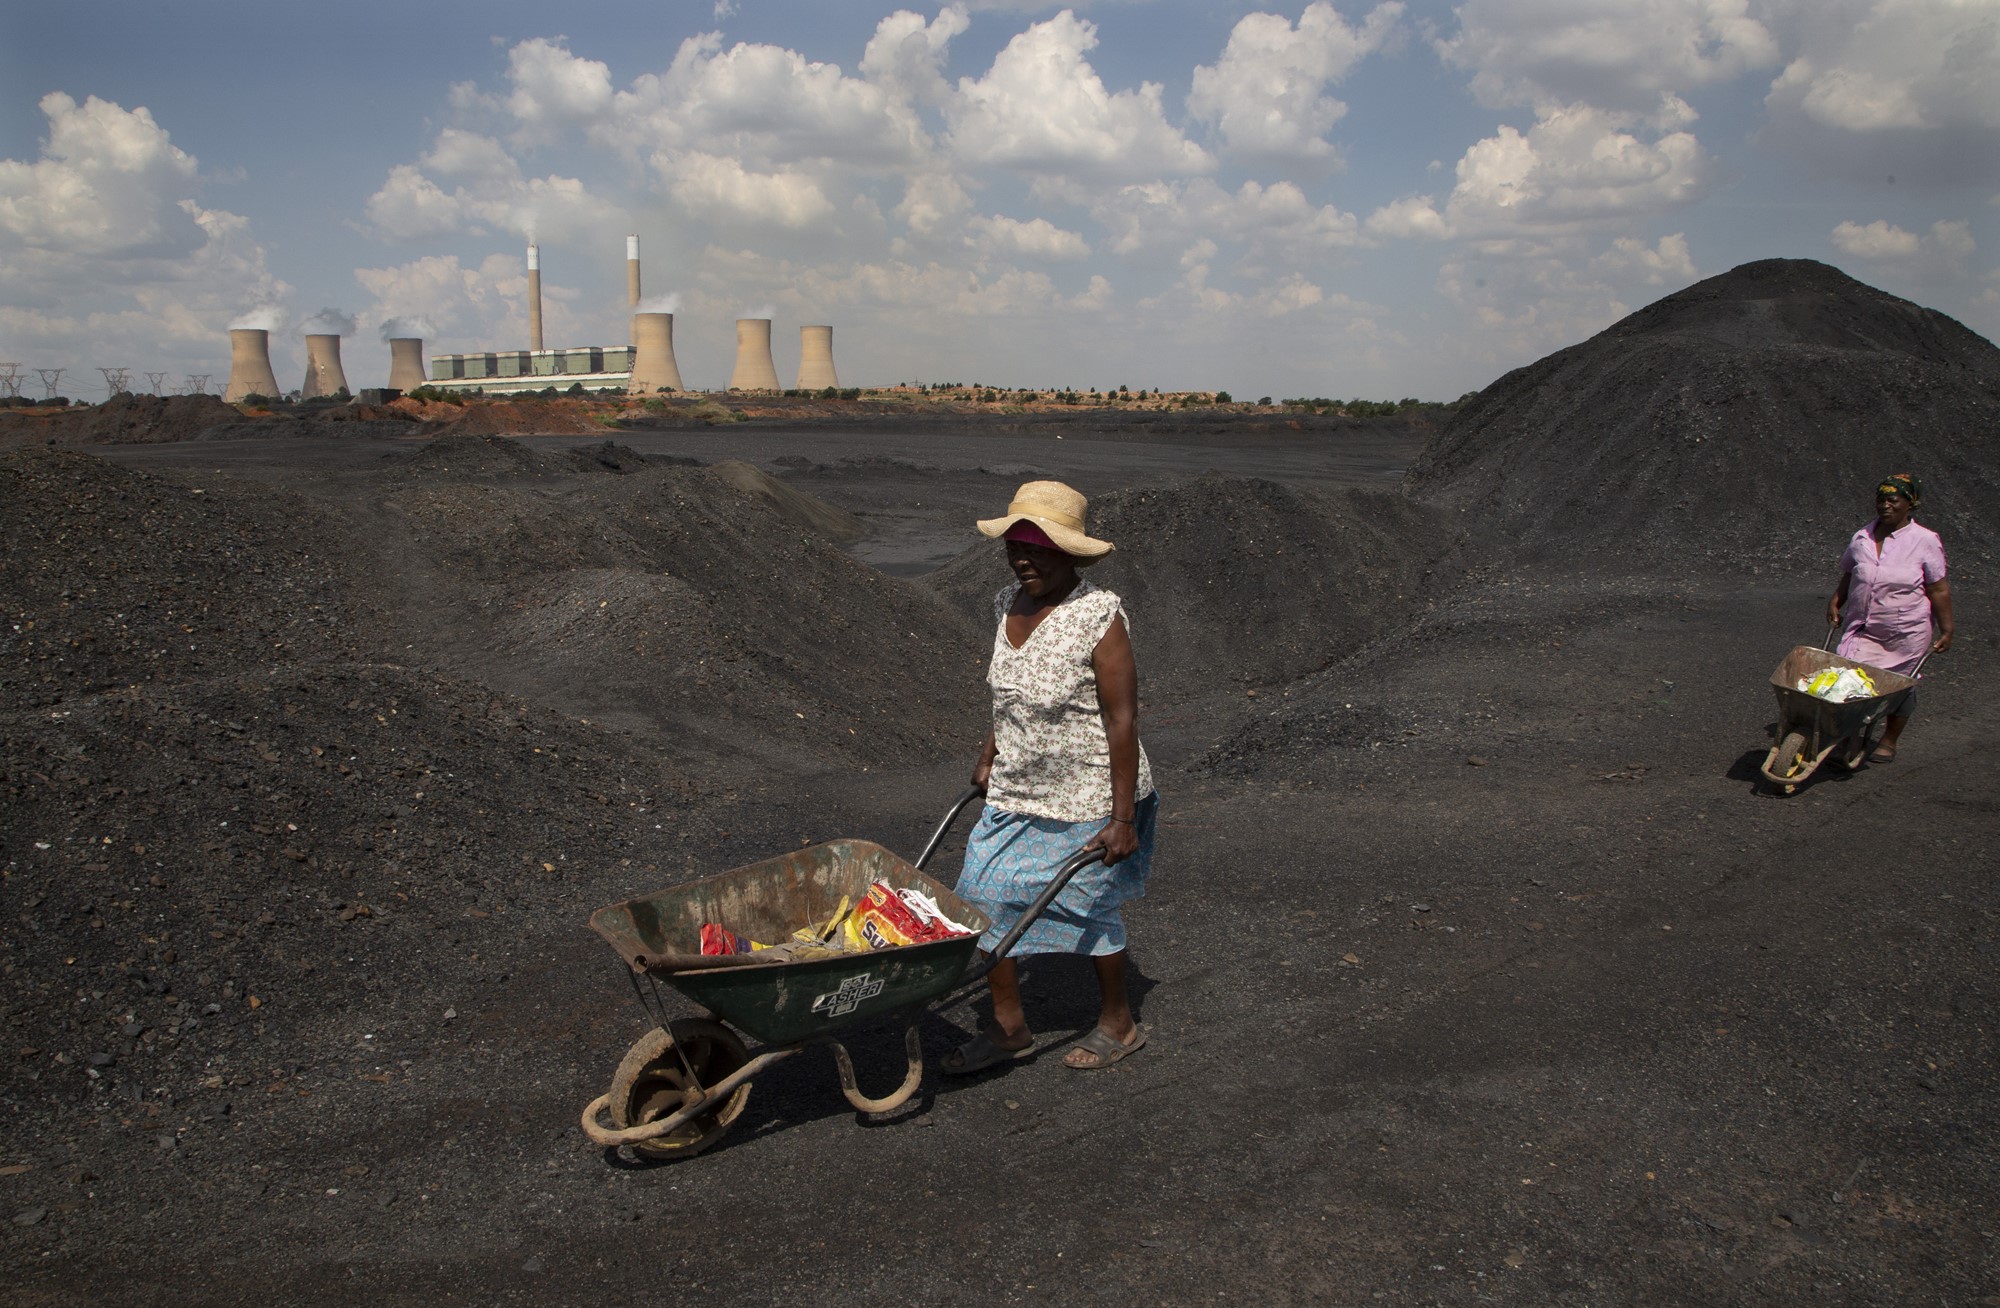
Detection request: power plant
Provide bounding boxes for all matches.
[220,236,848,397]
[629,313,683,393]
[729,318,780,391]
[795,325,839,390]
[224,328,281,402]
[387,337,427,391]
[300,334,348,399]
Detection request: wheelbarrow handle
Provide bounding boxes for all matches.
[1820,621,1838,652]
[973,846,1107,976]
[913,786,985,872]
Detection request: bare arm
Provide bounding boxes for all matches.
[971,725,997,793]
[1927,578,1954,653]
[1089,614,1141,864]
[1825,570,1852,628]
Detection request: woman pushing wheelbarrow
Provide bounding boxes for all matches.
[1824,472,1954,764]
[942,480,1159,1075]
[1761,471,1956,793]
[578,481,1158,1159]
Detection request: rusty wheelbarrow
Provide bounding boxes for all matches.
[579,788,1100,1159]
[1759,632,1923,794]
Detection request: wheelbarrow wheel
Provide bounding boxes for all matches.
[609,1019,752,1159]
[1762,729,1809,794]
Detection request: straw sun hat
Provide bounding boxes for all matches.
[976,480,1114,562]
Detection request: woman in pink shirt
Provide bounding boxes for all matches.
[1824,473,1955,763]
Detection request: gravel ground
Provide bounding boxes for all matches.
[4,263,1997,1306]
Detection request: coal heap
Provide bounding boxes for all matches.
[1408,259,2000,576]
[925,475,1454,702]
[0,393,244,445]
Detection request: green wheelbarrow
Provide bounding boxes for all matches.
[579,789,1101,1159]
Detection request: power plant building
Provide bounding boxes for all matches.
[426,346,635,395]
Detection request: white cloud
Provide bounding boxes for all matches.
[1767,1,2000,132]
[364,130,620,242]
[1761,1,2000,185]
[1094,178,1365,261]
[1590,232,1697,283]
[966,214,1090,260]
[1188,2,1404,164]
[947,11,1212,180]
[1438,0,1779,114]
[663,151,837,229]
[612,33,933,170]
[1831,218,1923,258]
[1365,194,1452,239]
[1368,104,1708,238]
[0,93,203,257]
[1831,217,1976,281]
[895,173,974,239]
[504,38,616,139]
[0,93,287,380]
[1435,238,1640,364]
[860,6,971,106]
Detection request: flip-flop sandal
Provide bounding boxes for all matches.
[941,1030,1034,1076]
[1064,1024,1147,1070]
[1866,749,1897,764]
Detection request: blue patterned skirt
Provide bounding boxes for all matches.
[954,792,1159,958]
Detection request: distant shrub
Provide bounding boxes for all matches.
[1215,391,1232,404]
[1258,396,1271,406]
[840,388,861,400]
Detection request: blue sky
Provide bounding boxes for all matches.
[2,0,1994,400]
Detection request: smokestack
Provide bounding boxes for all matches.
[301,334,349,399]
[626,235,641,309]
[224,328,282,402]
[527,243,544,353]
[630,313,683,394]
[729,319,780,391]
[388,338,427,391]
[795,325,839,390]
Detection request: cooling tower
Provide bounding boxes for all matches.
[630,313,683,393]
[224,328,281,402]
[527,243,544,352]
[729,318,780,391]
[300,334,349,399]
[387,337,427,391]
[795,325,839,390]
[626,235,641,309]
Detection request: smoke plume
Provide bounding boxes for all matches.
[635,294,681,315]
[741,305,775,321]
[229,305,288,332]
[379,315,438,342]
[298,308,357,337]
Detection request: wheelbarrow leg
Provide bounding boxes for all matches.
[824,1022,925,1115]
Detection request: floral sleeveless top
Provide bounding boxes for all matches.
[985,578,1154,822]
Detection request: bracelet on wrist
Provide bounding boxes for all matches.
[1108,815,1134,825]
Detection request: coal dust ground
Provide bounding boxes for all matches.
[5,270,1999,1307]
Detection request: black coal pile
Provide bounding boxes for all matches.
[0,394,243,445]
[368,442,988,771]
[1408,259,2000,577]
[0,448,367,711]
[0,661,712,1131]
[924,474,1455,703]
